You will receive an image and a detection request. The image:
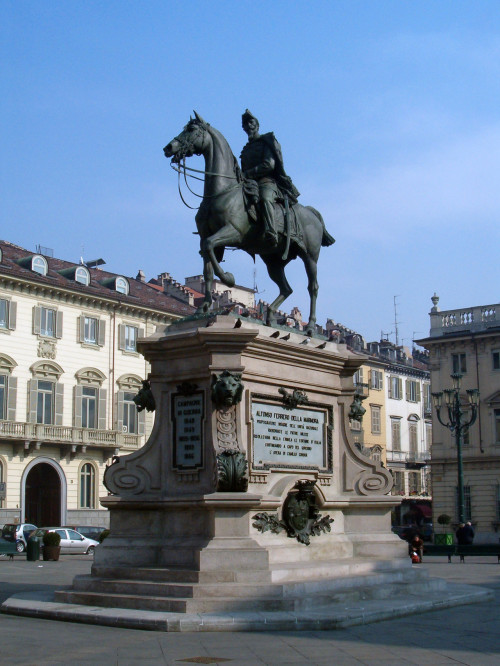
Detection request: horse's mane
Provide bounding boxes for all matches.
[204,122,243,182]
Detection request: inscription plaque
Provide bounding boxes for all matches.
[172,393,204,469]
[252,399,327,470]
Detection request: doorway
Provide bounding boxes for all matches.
[25,462,62,526]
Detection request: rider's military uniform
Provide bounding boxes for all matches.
[240,110,299,244]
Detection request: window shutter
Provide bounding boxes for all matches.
[118,325,125,351]
[33,306,41,335]
[398,378,402,399]
[7,376,17,421]
[8,301,17,330]
[55,383,64,425]
[116,390,125,431]
[405,380,410,401]
[98,388,107,430]
[78,316,85,343]
[378,372,383,390]
[28,379,38,423]
[55,311,63,339]
[74,385,83,427]
[416,383,421,402]
[139,327,145,340]
[138,407,146,436]
[388,379,392,399]
[98,319,106,347]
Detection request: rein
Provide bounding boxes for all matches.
[170,159,241,211]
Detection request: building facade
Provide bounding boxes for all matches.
[0,241,193,529]
[418,296,500,542]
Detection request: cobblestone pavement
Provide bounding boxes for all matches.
[0,555,499,665]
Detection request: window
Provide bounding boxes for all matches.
[425,423,432,451]
[82,387,97,429]
[406,380,421,403]
[0,356,17,421]
[452,353,467,374]
[75,266,90,285]
[28,362,64,425]
[84,317,97,344]
[123,391,138,433]
[0,299,17,331]
[493,350,500,371]
[33,306,62,338]
[80,463,95,509]
[74,369,106,429]
[37,380,54,424]
[391,471,404,495]
[423,384,432,412]
[409,422,418,456]
[354,368,364,385]
[495,409,500,444]
[371,406,381,434]
[78,315,105,347]
[391,418,401,451]
[125,325,137,351]
[116,375,146,436]
[370,369,383,390]
[32,255,47,275]
[371,446,381,463]
[388,376,402,400]
[0,375,6,420]
[116,277,129,295]
[408,471,422,495]
[456,485,472,522]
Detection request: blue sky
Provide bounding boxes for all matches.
[2,1,500,346]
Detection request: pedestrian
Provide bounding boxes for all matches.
[410,533,424,562]
[455,522,474,545]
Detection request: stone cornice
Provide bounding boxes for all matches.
[0,273,178,323]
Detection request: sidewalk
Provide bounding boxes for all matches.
[0,555,498,665]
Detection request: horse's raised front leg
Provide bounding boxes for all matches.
[262,258,293,326]
[198,254,215,314]
[302,254,319,336]
[201,225,241,288]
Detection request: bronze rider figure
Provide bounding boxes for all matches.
[240,110,300,246]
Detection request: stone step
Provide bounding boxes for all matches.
[268,556,410,583]
[91,565,272,584]
[54,590,295,613]
[73,576,284,599]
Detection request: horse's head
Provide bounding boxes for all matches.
[164,111,209,164]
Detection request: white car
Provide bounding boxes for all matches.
[33,528,99,554]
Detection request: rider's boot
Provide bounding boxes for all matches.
[262,200,278,246]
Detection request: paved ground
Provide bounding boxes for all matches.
[0,554,499,665]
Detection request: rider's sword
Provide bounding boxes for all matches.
[282,195,291,261]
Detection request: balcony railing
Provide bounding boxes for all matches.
[430,303,499,337]
[386,449,431,463]
[0,420,142,449]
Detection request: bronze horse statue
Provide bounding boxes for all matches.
[164,112,334,335]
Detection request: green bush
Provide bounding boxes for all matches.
[43,531,61,547]
[437,514,452,526]
[99,529,110,543]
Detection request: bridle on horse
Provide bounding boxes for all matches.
[169,124,241,211]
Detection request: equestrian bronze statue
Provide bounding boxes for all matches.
[163,111,334,336]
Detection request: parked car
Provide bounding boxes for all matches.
[31,528,98,555]
[62,525,107,541]
[1,523,37,552]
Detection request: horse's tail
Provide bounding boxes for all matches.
[306,206,335,247]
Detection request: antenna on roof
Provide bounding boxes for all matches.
[86,258,106,269]
[36,244,54,257]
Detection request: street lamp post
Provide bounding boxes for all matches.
[431,373,480,524]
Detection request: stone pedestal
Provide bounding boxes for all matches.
[57,315,419,617]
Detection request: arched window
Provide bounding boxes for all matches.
[115,277,129,295]
[79,462,96,509]
[32,255,48,275]
[75,266,90,285]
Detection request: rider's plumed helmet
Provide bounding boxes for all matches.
[242,109,259,128]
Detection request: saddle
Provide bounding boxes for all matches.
[242,178,304,250]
